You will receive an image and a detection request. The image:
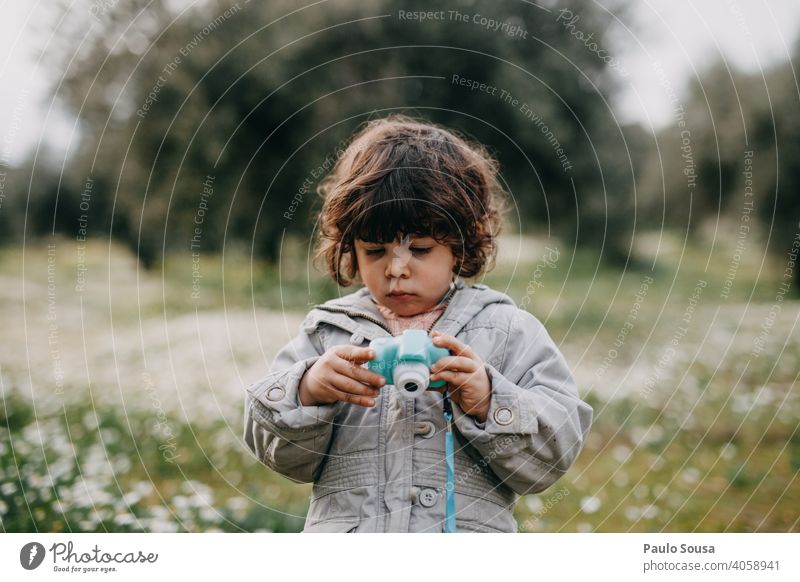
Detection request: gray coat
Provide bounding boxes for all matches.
[243,278,593,532]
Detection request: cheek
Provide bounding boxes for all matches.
[425,254,455,278]
[358,259,381,279]
[439,250,456,271]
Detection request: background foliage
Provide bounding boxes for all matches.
[1,0,798,532]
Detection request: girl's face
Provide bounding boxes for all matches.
[354,234,457,316]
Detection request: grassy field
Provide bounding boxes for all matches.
[1,231,798,532]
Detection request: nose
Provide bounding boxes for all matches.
[386,245,411,279]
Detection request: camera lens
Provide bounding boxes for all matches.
[394,363,429,398]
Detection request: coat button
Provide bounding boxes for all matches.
[418,488,438,507]
[350,332,365,344]
[266,387,286,402]
[414,421,436,438]
[493,406,513,425]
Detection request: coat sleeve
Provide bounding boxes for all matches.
[451,308,593,495]
[243,319,344,483]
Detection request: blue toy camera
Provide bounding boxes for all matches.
[367,330,450,398]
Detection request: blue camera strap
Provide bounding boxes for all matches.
[442,392,456,533]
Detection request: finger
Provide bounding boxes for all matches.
[332,357,386,387]
[431,355,476,374]
[431,369,485,387]
[330,372,382,398]
[430,370,468,386]
[335,345,376,364]
[431,332,475,358]
[331,388,377,408]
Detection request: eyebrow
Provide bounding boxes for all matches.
[359,237,434,245]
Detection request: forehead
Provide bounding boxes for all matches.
[356,234,436,245]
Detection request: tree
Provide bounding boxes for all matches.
[34,0,635,267]
[637,43,800,291]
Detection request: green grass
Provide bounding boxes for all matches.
[0,389,308,532]
[1,231,797,532]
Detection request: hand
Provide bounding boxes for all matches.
[429,331,492,423]
[298,345,386,408]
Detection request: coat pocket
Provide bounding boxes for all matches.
[303,517,360,533]
[454,492,518,533]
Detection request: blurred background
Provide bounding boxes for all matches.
[1,0,798,532]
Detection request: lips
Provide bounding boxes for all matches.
[388,291,415,297]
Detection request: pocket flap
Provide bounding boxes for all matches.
[303,518,360,533]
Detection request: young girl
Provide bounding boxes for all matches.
[244,114,592,532]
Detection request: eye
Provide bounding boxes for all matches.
[410,247,432,255]
[365,248,385,256]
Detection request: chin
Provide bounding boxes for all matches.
[389,302,421,316]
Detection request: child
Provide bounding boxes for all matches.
[244,114,593,532]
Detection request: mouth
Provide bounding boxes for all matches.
[387,291,415,299]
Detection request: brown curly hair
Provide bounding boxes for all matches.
[314,114,509,287]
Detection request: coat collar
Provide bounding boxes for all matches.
[304,278,515,340]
